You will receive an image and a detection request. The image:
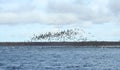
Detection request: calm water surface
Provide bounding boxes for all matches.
[0,46,120,70]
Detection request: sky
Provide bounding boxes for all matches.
[0,0,120,42]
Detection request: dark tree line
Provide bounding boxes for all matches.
[1,41,120,46]
[31,28,92,42]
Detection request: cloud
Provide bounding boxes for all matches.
[0,0,118,26]
[108,0,120,24]
[47,0,112,24]
[0,11,78,25]
[109,0,120,15]
[0,11,38,24]
[0,0,34,12]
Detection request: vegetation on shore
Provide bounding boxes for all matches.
[0,41,120,46]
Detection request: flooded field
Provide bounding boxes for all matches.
[0,46,120,70]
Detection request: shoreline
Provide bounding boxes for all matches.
[0,41,120,47]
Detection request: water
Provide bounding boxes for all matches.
[0,46,120,70]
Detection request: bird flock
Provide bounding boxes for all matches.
[31,28,94,42]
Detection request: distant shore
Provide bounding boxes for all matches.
[0,41,120,47]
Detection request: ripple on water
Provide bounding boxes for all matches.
[0,46,120,70]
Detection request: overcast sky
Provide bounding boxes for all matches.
[0,0,120,42]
